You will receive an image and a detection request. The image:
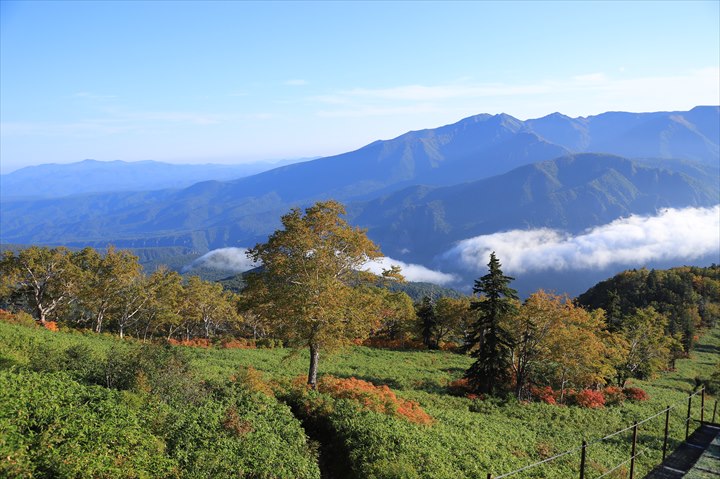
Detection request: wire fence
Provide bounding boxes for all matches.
[487,387,715,479]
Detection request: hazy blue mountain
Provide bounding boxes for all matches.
[2,153,716,258]
[1,107,718,297]
[4,107,716,204]
[0,158,305,199]
[347,154,720,263]
[526,106,719,164]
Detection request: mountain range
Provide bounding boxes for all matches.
[0,158,306,200]
[1,106,718,295]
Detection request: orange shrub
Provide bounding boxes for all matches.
[447,378,476,398]
[318,376,433,425]
[623,387,649,401]
[220,338,257,349]
[43,321,59,332]
[530,386,557,405]
[574,389,605,408]
[602,386,626,405]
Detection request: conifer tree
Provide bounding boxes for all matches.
[416,296,438,349]
[465,252,518,395]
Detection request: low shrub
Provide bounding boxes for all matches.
[573,389,606,408]
[447,377,473,397]
[623,387,649,401]
[530,386,557,405]
[318,375,434,425]
[602,386,626,405]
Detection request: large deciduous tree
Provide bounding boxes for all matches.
[465,252,518,395]
[245,200,388,387]
[613,306,680,386]
[0,246,79,324]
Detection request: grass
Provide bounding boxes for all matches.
[1,321,718,478]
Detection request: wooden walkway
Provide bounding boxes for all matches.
[643,424,720,478]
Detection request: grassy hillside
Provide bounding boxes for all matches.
[1,319,717,478]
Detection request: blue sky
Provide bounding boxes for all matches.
[1,1,718,173]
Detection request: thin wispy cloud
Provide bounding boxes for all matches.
[443,206,720,274]
[73,91,118,101]
[311,68,720,119]
[284,79,308,86]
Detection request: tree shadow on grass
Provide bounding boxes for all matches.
[694,343,720,355]
[0,355,19,371]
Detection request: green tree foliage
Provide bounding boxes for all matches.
[504,291,559,400]
[72,246,145,333]
[0,246,79,324]
[434,296,472,347]
[415,296,438,349]
[612,306,681,386]
[465,252,518,395]
[533,300,612,402]
[504,291,613,401]
[577,266,720,351]
[182,275,241,339]
[0,246,242,343]
[373,290,416,341]
[245,200,393,387]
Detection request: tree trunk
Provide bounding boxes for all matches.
[308,344,320,388]
[36,305,47,325]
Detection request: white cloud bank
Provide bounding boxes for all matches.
[443,206,720,274]
[363,257,458,286]
[183,248,458,286]
[183,247,258,273]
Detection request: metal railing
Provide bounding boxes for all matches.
[486,387,715,479]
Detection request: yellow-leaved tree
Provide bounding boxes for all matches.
[245,200,399,387]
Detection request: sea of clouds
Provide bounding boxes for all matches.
[442,205,720,275]
[183,206,720,284]
[184,247,458,285]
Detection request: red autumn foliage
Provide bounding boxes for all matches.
[318,376,434,425]
[447,378,478,399]
[220,338,257,349]
[602,386,626,405]
[530,386,557,405]
[574,389,605,408]
[623,387,649,401]
[43,321,59,332]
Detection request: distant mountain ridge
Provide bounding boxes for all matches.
[0,158,306,199]
[347,153,719,263]
[1,107,718,296]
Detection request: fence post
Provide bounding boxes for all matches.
[629,421,638,479]
[686,395,692,440]
[662,406,670,461]
[487,474,492,479]
[713,400,718,424]
[700,387,705,424]
[579,440,587,479]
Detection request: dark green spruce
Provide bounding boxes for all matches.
[465,252,518,395]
